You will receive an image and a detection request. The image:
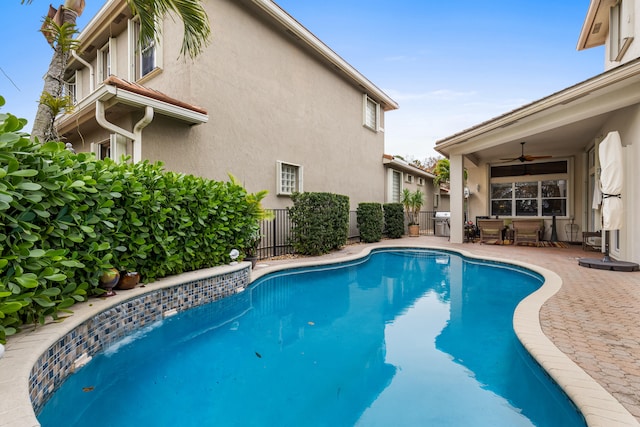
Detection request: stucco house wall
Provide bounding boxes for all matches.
[58,0,397,210]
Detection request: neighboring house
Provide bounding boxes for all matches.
[435,0,640,265]
[382,154,439,209]
[57,0,398,210]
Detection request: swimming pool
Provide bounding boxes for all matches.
[38,248,585,426]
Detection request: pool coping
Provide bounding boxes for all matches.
[0,243,637,427]
[0,262,251,427]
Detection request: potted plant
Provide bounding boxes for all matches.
[116,271,141,290]
[244,229,262,269]
[402,189,424,237]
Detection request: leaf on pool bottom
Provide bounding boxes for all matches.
[255,351,262,358]
[82,386,95,392]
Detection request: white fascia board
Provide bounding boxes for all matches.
[250,0,398,111]
[56,84,208,132]
[105,86,208,124]
[385,157,435,179]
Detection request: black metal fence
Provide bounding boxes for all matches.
[256,209,437,260]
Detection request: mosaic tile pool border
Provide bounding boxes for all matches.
[28,266,250,415]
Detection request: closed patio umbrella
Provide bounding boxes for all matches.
[599,131,623,231]
[578,131,638,271]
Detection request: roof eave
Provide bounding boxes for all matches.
[435,58,640,156]
[577,0,615,51]
[383,155,436,179]
[56,84,208,135]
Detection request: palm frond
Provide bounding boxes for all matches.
[127,0,211,59]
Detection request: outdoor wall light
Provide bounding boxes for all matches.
[229,249,240,265]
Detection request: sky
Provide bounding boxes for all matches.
[1,1,604,161]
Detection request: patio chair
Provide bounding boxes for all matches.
[512,219,543,246]
[478,219,504,243]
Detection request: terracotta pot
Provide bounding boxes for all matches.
[245,256,258,269]
[116,272,141,290]
[408,224,420,237]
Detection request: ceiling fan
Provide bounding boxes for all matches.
[500,141,552,163]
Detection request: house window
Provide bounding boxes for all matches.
[91,140,111,160]
[406,174,414,184]
[98,40,113,83]
[490,179,567,217]
[63,75,76,105]
[417,177,424,186]
[277,161,303,195]
[609,1,634,62]
[130,18,162,80]
[363,95,379,131]
[90,134,127,161]
[490,160,568,217]
[392,170,401,202]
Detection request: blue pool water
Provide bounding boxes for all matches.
[38,249,585,426]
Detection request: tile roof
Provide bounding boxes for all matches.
[104,75,208,115]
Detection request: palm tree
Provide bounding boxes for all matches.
[433,158,468,187]
[22,0,211,142]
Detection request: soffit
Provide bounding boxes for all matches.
[68,0,131,71]
[577,0,617,50]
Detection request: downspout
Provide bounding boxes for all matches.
[95,100,154,163]
[71,50,94,92]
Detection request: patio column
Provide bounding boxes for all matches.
[449,154,464,243]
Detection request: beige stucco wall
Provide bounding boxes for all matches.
[66,0,389,211]
[137,0,386,209]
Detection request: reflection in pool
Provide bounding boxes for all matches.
[38,249,585,426]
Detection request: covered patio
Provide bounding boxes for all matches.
[434,58,640,267]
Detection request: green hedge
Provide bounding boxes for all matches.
[0,99,263,342]
[356,202,383,243]
[383,203,404,238]
[289,192,349,256]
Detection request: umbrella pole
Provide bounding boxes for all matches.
[602,230,611,262]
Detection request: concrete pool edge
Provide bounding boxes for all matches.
[251,242,639,427]
[0,262,251,427]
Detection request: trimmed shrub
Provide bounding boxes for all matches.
[356,202,383,243]
[0,99,265,342]
[384,203,405,238]
[289,192,349,256]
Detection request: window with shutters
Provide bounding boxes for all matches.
[363,95,379,131]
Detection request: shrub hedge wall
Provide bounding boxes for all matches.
[356,202,383,243]
[383,203,405,238]
[0,100,262,343]
[289,192,349,256]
